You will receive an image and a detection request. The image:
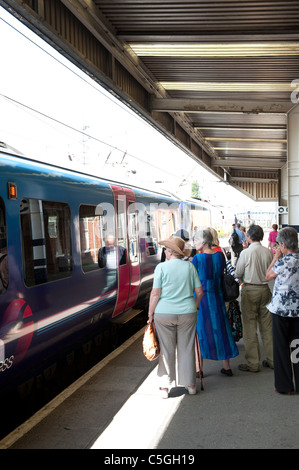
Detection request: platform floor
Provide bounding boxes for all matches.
[1,327,299,450]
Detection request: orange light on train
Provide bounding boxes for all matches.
[8,182,17,200]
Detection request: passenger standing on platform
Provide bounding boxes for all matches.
[268,224,278,254]
[208,227,222,252]
[240,226,249,248]
[235,224,274,372]
[266,226,299,394]
[208,226,235,276]
[230,223,246,267]
[148,236,203,398]
[192,229,239,377]
[160,230,194,262]
[174,229,196,260]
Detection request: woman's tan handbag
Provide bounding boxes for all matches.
[143,321,160,361]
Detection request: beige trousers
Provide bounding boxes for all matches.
[154,312,197,388]
[241,284,273,370]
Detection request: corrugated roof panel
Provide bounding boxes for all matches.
[96,1,299,35]
[139,57,299,83]
[199,128,286,140]
[191,112,287,128]
[5,0,298,200]
[54,0,299,198]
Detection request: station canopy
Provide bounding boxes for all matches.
[2,1,299,201]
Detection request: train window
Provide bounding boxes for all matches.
[0,197,9,294]
[116,197,127,265]
[20,198,73,286]
[128,201,138,264]
[79,204,104,272]
[146,212,158,256]
[158,209,176,240]
[159,210,168,240]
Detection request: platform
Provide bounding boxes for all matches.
[1,326,299,450]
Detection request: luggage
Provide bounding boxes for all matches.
[222,267,240,302]
[143,321,160,361]
[227,299,242,342]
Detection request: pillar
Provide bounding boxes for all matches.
[287,105,299,232]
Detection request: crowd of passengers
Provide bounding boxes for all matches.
[148,224,299,398]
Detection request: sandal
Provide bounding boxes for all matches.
[185,385,197,395]
[159,387,169,399]
[262,360,274,369]
[221,368,233,377]
[275,388,293,395]
[238,363,259,373]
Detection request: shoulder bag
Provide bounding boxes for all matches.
[222,268,240,301]
[221,249,240,302]
[143,321,160,361]
[227,299,243,342]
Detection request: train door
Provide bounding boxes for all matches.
[123,188,140,310]
[111,186,140,317]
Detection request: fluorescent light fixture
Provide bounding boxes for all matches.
[130,42,299,57]
[159,82,293,92]
[205,138,286,143]
[213,147,287,152]
[196,127,285,132]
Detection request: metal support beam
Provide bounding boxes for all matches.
[151,98,292,114]
[212,158,285,169]
[229,176,278,183]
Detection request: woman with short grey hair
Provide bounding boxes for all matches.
[192,229,239,377]
[195,229,213,248]
[266,226,299,394]
[276,226,299,251]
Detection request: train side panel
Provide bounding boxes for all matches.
[0,155,118,393]
[0,152,212,396]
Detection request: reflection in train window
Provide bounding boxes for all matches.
[79,204,104,272]
[146,211,158,256]
[116,197,127,264]
[159,210,168,240]
[0,197,8,294]
[158,209,177,240]
[128,201,138,264]
[20,198,73,286]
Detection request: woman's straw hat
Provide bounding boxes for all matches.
[158,236,187,257]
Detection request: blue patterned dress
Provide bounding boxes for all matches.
[192,251,239,360]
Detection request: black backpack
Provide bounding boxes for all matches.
[229,229,240,248]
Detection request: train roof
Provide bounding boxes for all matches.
[0,142,211,209]
[0,143,174,201]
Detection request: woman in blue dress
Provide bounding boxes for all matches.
[192,229,239,376]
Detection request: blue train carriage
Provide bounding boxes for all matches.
[0,147,183,395]
[0,151,112,393]
[178,199,212,238]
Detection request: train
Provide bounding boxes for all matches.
[0,143,212,398]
